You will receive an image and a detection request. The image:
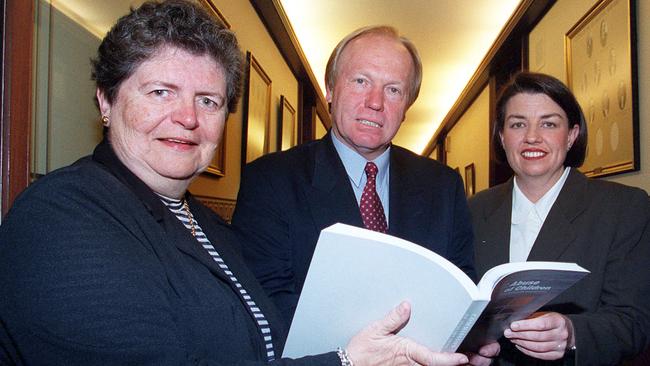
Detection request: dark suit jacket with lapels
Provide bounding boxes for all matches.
[469,169,650,365]
[232,133,476,326]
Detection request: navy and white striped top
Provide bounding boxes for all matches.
[159,195,276,362]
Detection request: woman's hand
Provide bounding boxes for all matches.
[465,342,500,365]
[503,312,575,360]
[346,301,469,366]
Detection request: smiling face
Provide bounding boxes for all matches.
[500,92,580,188]
[326,33,414,160]
[97,46,228,197]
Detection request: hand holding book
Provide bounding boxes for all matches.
[345,301,471,365]
[503,312,576,360]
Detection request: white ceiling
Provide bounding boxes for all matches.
[51,0,521,154]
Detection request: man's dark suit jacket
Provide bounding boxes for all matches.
[0,141,339,366]
[469,169,650,365]
[232,133,475,325]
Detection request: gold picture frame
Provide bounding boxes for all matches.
[565,0,638,177]
[200,0,229,177]
[278,95,297,151]
[464,163,475,197]
[198,0,231,29]
[242,52,272,165]
[204,123,226,177]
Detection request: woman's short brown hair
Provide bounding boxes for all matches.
[493,71,588,168]
[91,0,243,113]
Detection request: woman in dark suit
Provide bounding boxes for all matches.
[469,72,650,365]
[0,1,472,365]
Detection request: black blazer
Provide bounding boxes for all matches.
[0,141,339,366]
[232,133,475,325]
[469,169,650,365]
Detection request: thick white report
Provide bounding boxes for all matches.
[282,223,588,358]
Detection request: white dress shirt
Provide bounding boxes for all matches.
[509,167,571,262]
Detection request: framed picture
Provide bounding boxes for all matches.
[277,95,297,151]
[464,163,475,197]
[204,123,226,176]
[242,52,272,165]
[198,0,231,28]
[199,0,229,177]
[565,0,638,177]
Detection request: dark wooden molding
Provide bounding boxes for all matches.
[249,0,310,85]
[423,0,555,157]
[249,0,331,142]
[488,76,514,186]
[2,0,34,216]
[195,195,237,223]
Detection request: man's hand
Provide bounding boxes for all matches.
[504,312,574,360]
[465,342,499,365]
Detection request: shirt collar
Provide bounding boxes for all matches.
[512,167,571,224]
[511,182,535,225]
[330,132,390,188]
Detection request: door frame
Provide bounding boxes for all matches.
[1,0,34,217]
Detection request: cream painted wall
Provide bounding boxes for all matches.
[315,114,327,139]
[188,1,300,200]
[530,0,649,192]
[429,145,439,161]
[445,86,490,195]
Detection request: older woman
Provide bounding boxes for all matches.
[0,1,471,365]
[469,72,650,365]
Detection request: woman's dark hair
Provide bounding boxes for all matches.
[493,71,588,168]
[91,0,243,113]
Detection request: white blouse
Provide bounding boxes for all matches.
[509,167,571,262]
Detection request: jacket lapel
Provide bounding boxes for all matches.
[164,209,232,283]
[93,140,247,295]
[306,136,364,231]
[527,170,587,261]
[92,142,232,283]
[476,180,513,271]
[186,198,290,350]
[388,148,427,239]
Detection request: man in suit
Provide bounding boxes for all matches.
[232,25,475,326]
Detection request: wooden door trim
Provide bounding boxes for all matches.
[1,0,34,216]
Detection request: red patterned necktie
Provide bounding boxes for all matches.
[360,162,388,233]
